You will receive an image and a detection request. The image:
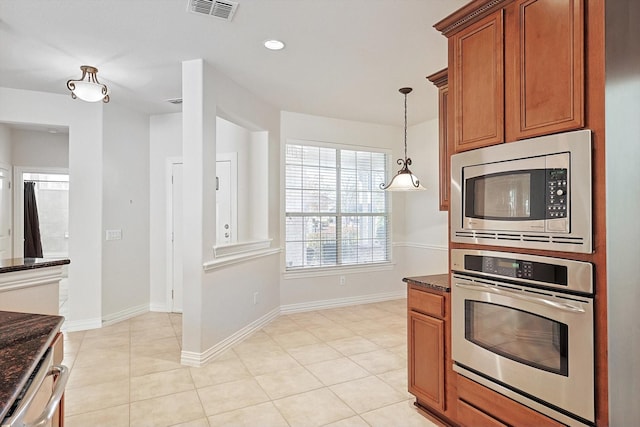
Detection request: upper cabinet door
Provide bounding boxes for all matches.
[452,11,505,152]
[505,0,584,140]
[426,69,450,211]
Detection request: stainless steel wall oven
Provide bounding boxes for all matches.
[451,249,595,426]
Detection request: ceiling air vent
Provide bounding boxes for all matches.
[188,0,239,21]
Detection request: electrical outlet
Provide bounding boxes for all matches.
[253,292,259,305]
[339,275,346,285]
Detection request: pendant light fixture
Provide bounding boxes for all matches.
[66,65,110,103]
[380,87,425,191]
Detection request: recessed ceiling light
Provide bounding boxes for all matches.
[264,39,285,51]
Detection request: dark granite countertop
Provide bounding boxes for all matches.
[403,274,450,292]
[0,311,64,421]
[0,258,70,275]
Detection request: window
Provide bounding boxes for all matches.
[285,142,390,269]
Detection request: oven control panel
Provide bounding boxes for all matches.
[480,257,535,280]
[451,249,594,295]
[464,254,567,286]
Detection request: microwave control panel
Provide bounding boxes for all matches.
[546,169,567,218]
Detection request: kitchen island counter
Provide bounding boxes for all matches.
[0,258,69,316]
[0,310,64,421]
[0,258,70,275]
[403,274,450,292]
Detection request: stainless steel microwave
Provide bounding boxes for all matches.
[450,130,592,253]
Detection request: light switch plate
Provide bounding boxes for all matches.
[105,229,122,241]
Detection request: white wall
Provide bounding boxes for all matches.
[148,113,271,314]
[149,112,182,310]
[0,87,103,330]
[279,111,410,308]
[250,131,269,240]
[102,103,150,321]
[1,88,154,329]
[605,0,640,423]
[400,118,448,277]
[181,60,281,361]
[11,129,69,168]
[0,124,13,162]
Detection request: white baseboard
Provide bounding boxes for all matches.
[149,303,169,312]
[102,304,149,327]
[62,317,102,332]
[181,307,281,367]
[280,291,406,314]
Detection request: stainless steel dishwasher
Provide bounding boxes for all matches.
[2,348,69,427]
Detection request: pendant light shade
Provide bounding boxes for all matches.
[380,87,425,191]
[67,65,110,103]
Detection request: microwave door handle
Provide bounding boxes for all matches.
[454,282,585,313]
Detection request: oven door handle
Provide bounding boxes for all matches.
[455,282,586,313]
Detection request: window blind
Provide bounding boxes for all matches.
[285,143,390,269]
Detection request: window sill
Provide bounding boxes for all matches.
[283,261,395,279]
[213,239,272,257]
[205,240,278,271]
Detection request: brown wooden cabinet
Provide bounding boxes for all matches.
[431,0,607,424]
[457,399,508,427]
[456,375,564,427]
[426,69,450,211]
[440,0,585,153]
[409,310,444,411]
[505,0,584,141]
[407,284,453,421]
[451,11,505,152]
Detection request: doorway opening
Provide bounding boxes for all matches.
[15,169,70,314]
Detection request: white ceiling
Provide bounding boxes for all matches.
[0,0,466,127]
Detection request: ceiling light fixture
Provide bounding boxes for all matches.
[264,39,285,51]
[66,65,109,103]
[380,87,425,191]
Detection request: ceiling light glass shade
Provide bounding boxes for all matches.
[383,162,425,191]
[380,87,425,191]
[66,65,109,103]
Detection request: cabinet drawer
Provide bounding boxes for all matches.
[457,399,507,427]
[457,375,564,427]
[408,288,444,318]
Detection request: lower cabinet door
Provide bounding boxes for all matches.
[408,310,445,411]
[457,375,565,427]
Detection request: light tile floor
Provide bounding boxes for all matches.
[62,299,437,427]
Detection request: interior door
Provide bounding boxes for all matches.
[216,160,233,245]
[171,162,183,313]
[0,165,12,260]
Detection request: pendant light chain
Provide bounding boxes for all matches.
[403,91,408,162]
[379,86,425,191]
